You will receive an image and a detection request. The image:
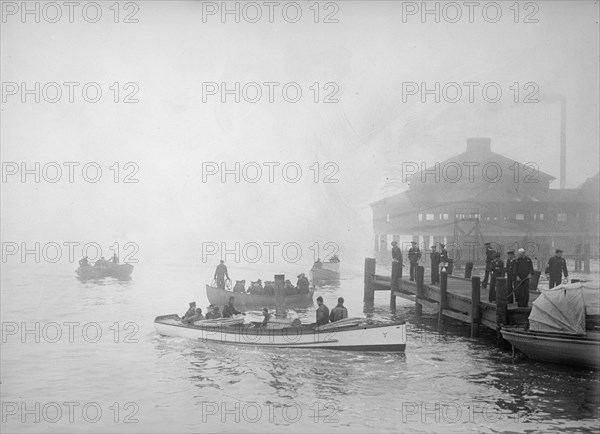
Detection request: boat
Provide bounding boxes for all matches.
[154,314,406,351]
[310,256,340,281]
[76,263,134,280]
[206,284,314,309]
[500,281,600,369]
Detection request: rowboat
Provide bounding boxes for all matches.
[500,281,600,369]
[76,263,134,280]
[206,284,314,309]
[154,314,406,352]
[310,259,340,281]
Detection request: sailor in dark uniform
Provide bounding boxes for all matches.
[505,250,516,303]
[439,243,448,277]
[408,241,421,281]
[514,248,534,307]
[545,249,568,288]
[430,245,440,284]
[489,252,504,303]
[391,241,403,291]
[481,242,495,289]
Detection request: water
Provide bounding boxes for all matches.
[1,262,599,433]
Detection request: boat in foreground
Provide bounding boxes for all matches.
[206,284,314,308]
[154,315,406,352]
[500,281,600,369]
[76,263,134,280]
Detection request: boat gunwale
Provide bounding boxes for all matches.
[501,327,600,344]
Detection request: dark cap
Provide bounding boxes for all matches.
[316,296,323,302]
[262,307,268,313]
[506,250,515,255]
[411,241,417,244]
[484,242,491,246]
[430,245,436,249]
[338,297,344,304]
[439,243,445,247]
[391,241,398,246]
[555,249,563,253]
[189,301,196,306]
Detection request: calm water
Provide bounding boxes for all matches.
[1,262,599,433]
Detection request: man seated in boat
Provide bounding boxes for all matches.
[316,296,330,326]
[222,296,244,318]
[182,302,197,322]
[214,260,231,289]
[313,258,323,269]
[205,305,221,319]
[296,273,310,293]
[250,279,265,295]
[285,280,296,295]
[183,308,204,324]
[233,280,246,293]
[329,254,340,263]
[95,256,108,267]
[260,307,271,327]
[108,253,119,264]
[330,297,348,322]
[78,256,89,267]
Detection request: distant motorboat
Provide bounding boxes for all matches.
[310,256,340,281]
[501,281,600,369]
[76,263,134,280]
[206,284,314,309]
[154,314,407,352]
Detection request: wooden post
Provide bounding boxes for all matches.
[465,262,473,279]
[415,265,425,320]
[471,276,481,338]
[274,274,286,318]
[584,244,591,273]
[438,270,448,332]
[495,277,508,339]
[364,258,376,304]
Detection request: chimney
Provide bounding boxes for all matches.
[466,137,492,154]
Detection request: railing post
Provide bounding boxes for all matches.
[416,265,425,321]
[465,262,473,279]
[364,258,376,304]
[495,277,508,340]
[438,270,448,332]
[471,276,481,338]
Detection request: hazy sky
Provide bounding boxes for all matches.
[1,1,598,265]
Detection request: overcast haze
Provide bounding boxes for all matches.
[1,1,598,265]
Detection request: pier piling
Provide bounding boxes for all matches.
[438,270,448,332]
[464,262,473,279]
[495,277,508,339]
[471,276,481,338]
[364,258,376,304]
[415,265,425,321]
[274,274,286,318]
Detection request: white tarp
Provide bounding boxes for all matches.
[529,282,599,335]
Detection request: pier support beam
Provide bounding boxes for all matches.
[471,276,481,338]
[464,262,473,279]
[415,265,425,321]
[495,277,508,340]
[364,258,376,304]
[274,274,286,318]
[438,270,448,332]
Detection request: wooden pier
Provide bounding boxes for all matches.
[364,258,540,337]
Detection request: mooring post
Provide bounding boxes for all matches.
[274,274,286,318]
[415,265,425,321]
[465,262,473,279]
[364,258,376,304]
[471,276,481,338]
[438,270,448,332]
[495,277,508,340]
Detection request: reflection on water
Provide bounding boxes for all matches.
[1,262,598,433]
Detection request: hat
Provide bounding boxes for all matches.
[430,245,436,249]
[555,249,563,253]
[507,250,515,255]
[338,297,344,303]
[220,259,224,263]
[316,296,323,302]
[411,241,417,244]
[189,301,196,306]
[262,307,268,313]
[391,241,398,246]
[297,273,305,278]
[439,243,445,247]
[484,242,491,246]
[518,248,525,253]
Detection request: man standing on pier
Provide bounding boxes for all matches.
[481,242,495,289]
[545,249,568,288]
[505,250,516,303]
[430,245,440,285]
[489,252,504,303]
[408,241,421,281]
[514,248,534,307]
[391,241,403,290]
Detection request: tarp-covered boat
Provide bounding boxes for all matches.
[501,281,600,368]
[76,263,134,280]
[206,285,314,309]
[154,314,406,352]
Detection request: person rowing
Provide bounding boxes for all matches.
[330,297,348,322]
[222,296,245,318]
[182,302,197,322]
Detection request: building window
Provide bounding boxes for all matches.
[557,213,568,222]
[425,213,434,221]
[516,214,525,221]
[386,213,390,222]
[418,213,423,221]
[442,214,448,220]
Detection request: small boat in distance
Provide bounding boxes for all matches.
[501,281,600,369]
[310,255,340,282]
[76,263,134,280]
[206,284,314,309]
